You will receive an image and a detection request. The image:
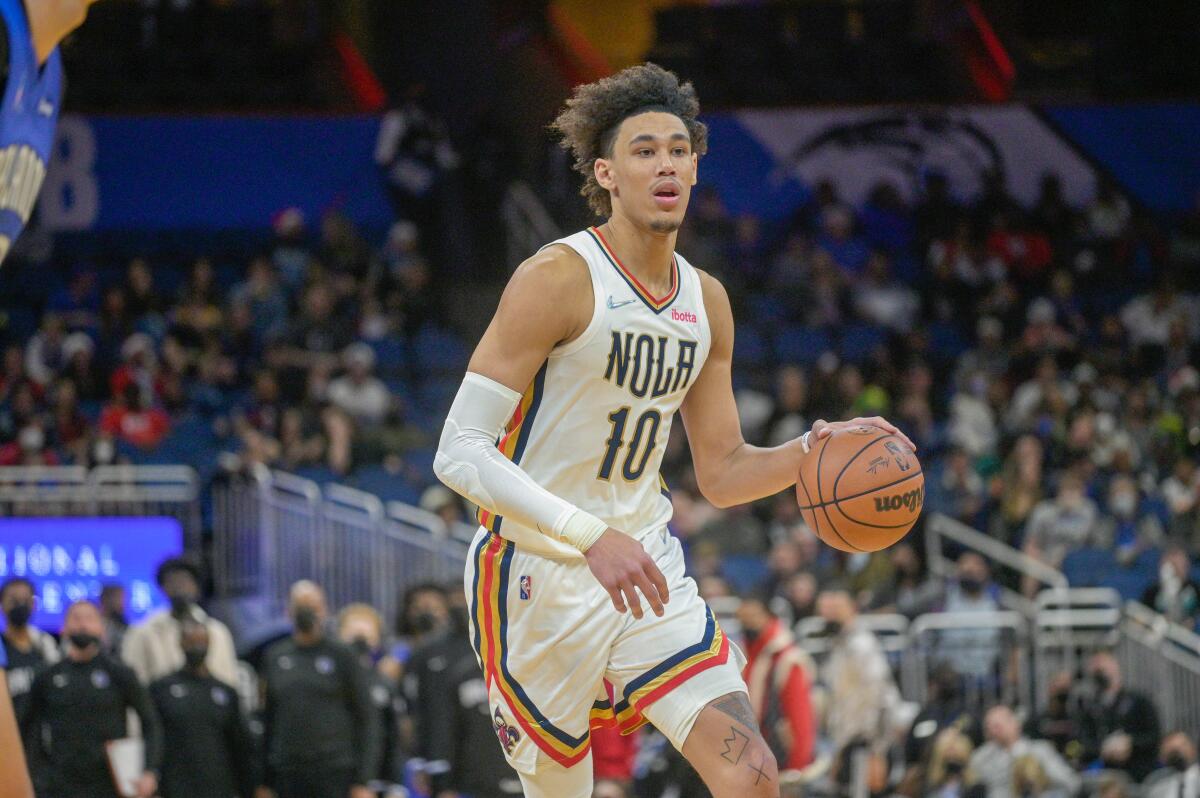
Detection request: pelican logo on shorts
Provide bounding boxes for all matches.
[874,485,924,513]
[493,705,521,754]
[519,575,532,600]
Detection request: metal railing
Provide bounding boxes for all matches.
[1031,588,1122,709]
[501,180,562,269]
[902,610,1031,714]
[0,465,202,548]
[211,468,472,619]
[1119,600,1200,736]
[925,512,1068,616]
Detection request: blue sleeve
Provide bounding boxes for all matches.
[0,643,7,668]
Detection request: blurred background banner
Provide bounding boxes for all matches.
[39,115,391,233]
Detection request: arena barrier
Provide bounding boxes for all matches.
[795,614,911,675]
[0,465,201,548]
[1031,588,1122,709]
[1118,600,1200,736]
[925,513,1069,617]
[901,611,1031,715]
[211,467,472,618]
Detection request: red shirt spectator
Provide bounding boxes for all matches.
[101,384,170,449]
[739,604,816,772]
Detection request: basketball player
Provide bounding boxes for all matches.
[434,63,914,798]
[0,3,99,796]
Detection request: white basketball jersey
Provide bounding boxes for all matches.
[477,226,711,560]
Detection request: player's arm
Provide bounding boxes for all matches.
[435,247,669,618]
[680,271,913,508]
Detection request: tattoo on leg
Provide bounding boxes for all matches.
[710,692,758,732]
[748,754,771,785]
[720,726,750,764]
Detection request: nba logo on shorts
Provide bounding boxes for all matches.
[519,575,532,600]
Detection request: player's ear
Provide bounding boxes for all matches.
[594,157,616,192]
[690,152,698,186]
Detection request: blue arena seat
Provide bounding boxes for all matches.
[1062,547,1115,588]
[773,326,832,365]
[413,326,469,375]
[839,323,886,362]
[732,325,770,369]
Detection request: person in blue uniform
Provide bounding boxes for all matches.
[0,0,99,264]
[0,3,101,793]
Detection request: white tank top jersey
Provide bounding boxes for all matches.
[477,226,712,560]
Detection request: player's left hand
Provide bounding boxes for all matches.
[805,417,916,453]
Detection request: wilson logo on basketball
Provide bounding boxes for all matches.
[874,486,924,513]
[670,308,697,324]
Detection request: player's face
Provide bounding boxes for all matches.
[597,112,697,233]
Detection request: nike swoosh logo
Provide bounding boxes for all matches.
[607,296,637,309]
[37,100,54,117]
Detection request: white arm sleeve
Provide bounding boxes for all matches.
[434,372,607,550]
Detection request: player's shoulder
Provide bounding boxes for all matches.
[509,242,591,294]
[691,266,732,320]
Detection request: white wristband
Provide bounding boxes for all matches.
[801,430,812,453]
[556,508,609,553]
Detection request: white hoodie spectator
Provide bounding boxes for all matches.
[327,343,391,426]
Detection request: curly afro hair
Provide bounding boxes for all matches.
[551,63,708,218]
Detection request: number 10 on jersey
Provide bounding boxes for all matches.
[598,407,662,482]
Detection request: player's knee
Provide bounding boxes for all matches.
[743,744,779,798]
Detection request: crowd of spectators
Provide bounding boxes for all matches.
[2,145,1200,795]
[5,559,1200,798]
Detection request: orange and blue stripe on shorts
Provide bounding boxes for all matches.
[476,362,547,535]
[471,532,731,766]
[595,605,730,735]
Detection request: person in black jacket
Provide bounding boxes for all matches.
[258,580,380,798]
[337,602,408,787]
[150,621,257,798]
[22,600,162,798]
[404,583,522,798]
[1078,651,1161,782]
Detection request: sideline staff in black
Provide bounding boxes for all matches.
[258,581,379,798]
[23,600,162,798]
[151,621,257,798]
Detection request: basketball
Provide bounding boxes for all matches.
[796,426,924,553]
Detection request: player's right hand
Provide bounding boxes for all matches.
[584,529,669,619]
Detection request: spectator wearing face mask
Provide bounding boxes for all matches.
[337,603,408,787]
[390,582,450,669]
[936,553,1002,682]
[403,582,522,798]
[258,581,379,798]
[736,592,816,772]
[817,583,901,761]
[122,556,239,687]
[1078,651,1161,782]
[22,600,162,798]
[0,577,60,720]
[1098,476,1164,566]
[922,728,981,798]
[1140,543,1200,628]
[1144,731,1200,798]
[150,621,257,798]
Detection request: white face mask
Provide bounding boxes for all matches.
[1110,493,1136,519]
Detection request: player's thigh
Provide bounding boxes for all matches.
[682,691,780,798]
[606,528,748,748]
[516,750,594,798]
